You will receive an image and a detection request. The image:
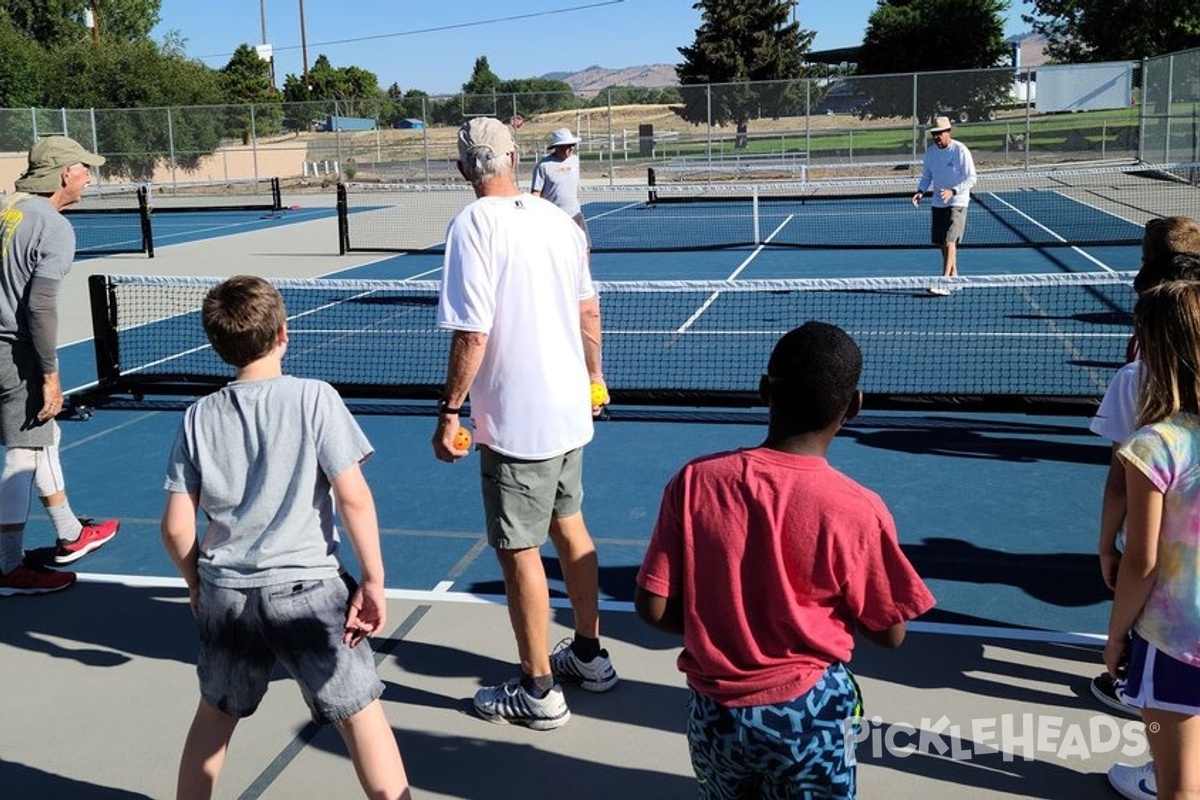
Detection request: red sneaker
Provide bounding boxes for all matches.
[0,564,76,596]
[53,518,120,565]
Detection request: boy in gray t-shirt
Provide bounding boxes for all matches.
[161,275,411,799]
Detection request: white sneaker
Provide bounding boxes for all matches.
[550,638,619,693]
[473,678,570,730]
[1108,761,1157,800]
[927,285,952,296]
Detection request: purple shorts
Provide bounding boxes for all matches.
[1122,631,1200,715]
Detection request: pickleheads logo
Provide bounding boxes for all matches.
[842,714,1149,762]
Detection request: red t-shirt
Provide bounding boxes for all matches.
[637,447,935,707]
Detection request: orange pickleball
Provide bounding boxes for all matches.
[453,426,472,451]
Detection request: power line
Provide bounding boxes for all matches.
[196,1,626,62]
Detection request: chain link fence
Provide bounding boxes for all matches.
[3,49,1199,191]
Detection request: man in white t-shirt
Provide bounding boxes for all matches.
[432,117,617,730]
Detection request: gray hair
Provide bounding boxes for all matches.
[459,147,514,185]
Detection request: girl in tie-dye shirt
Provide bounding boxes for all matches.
[1107,279,1200,798]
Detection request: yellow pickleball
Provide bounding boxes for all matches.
[453,426,472,451]
[591,382,609,406]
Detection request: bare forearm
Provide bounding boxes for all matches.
[442,330,488,406]
[579,296,603,381]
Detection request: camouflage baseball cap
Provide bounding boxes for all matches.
[15,136,105,194]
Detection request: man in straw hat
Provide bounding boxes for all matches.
[911,116,976,296]
[0,136,120,596]
[532,127,589,242]
[433,118,615,730]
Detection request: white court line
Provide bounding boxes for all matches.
[676,215,795,334]
[75,572,1107,646]
[586,200,645,221]
[984,192,1117,273]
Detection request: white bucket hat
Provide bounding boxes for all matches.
[547,128,582,150]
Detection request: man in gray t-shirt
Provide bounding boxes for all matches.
[531,127,589,242]
[0,136,119,596]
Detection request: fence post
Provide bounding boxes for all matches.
[1166,54,1175,163]
[606,88,614,188]
[911,73,919,166]
[250,104,260,182]
[1138,58,1148,163]
[421,96,429,185]
[167,107,177,186]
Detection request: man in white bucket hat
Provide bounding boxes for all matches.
[532,127,589,243]
[911,116,976,295]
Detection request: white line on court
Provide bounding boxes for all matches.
[75,572,1108,646]
[675,214,795,334]
[984,192,1117,273]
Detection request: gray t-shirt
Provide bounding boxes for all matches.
[0,195,73,344]
[163,375,373,588]
[531,152,583,217]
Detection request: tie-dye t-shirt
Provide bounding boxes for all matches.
[1119,411,1200,665]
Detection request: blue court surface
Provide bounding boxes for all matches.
[0,195,1157,800]
[51,211,1140,642]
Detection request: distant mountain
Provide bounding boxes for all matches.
[549,64,680,92]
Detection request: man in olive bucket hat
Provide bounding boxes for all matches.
[0,136,120,596]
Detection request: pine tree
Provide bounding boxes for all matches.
[675,0,816,146]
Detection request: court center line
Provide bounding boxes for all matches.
[675,214,795,335]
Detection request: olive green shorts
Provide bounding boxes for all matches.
[479,446,584,550]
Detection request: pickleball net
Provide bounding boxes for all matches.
[337,162,1200,254]
[76,270,1135,416]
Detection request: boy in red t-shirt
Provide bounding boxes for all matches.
[636,321,935,799]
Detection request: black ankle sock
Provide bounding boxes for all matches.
[570,634,602,662]
[521,673,555,697]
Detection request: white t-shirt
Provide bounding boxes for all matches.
[1091,360,1144,445]
[438,193,594,459]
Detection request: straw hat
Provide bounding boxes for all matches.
[927,116,953,134]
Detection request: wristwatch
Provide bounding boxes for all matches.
[437,398,462,415]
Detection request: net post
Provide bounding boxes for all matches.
[647,167,658,205]
[137,186,155,258]
[271,176,282,210]
[752,185,761,245]
[336,182,349,255]
[88,274,122,391]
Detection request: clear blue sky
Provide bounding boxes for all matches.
[151,0,1036,95]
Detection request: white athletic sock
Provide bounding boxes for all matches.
[0,530,24,573]
[46,501,82,542]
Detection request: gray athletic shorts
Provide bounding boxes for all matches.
[0,339,56,447]
[931,206,968,244]
[195,574,383,723]
[480,446,584,550]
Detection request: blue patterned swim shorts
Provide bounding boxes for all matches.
[687,662,861,799]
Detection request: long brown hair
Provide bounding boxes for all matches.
[1135,280,1200,426]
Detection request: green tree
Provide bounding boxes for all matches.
[856,0,1011,120]
[0,14,44,149]
[1,0,161,47]
[1024,0,1200,63]
[675,0,815,147]
[463,55,501,95]
[220,43,282,143]
[40,38,224,177]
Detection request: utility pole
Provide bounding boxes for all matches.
[299,0,311,95]
[87,1,101,45]
[260,0,276,90]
